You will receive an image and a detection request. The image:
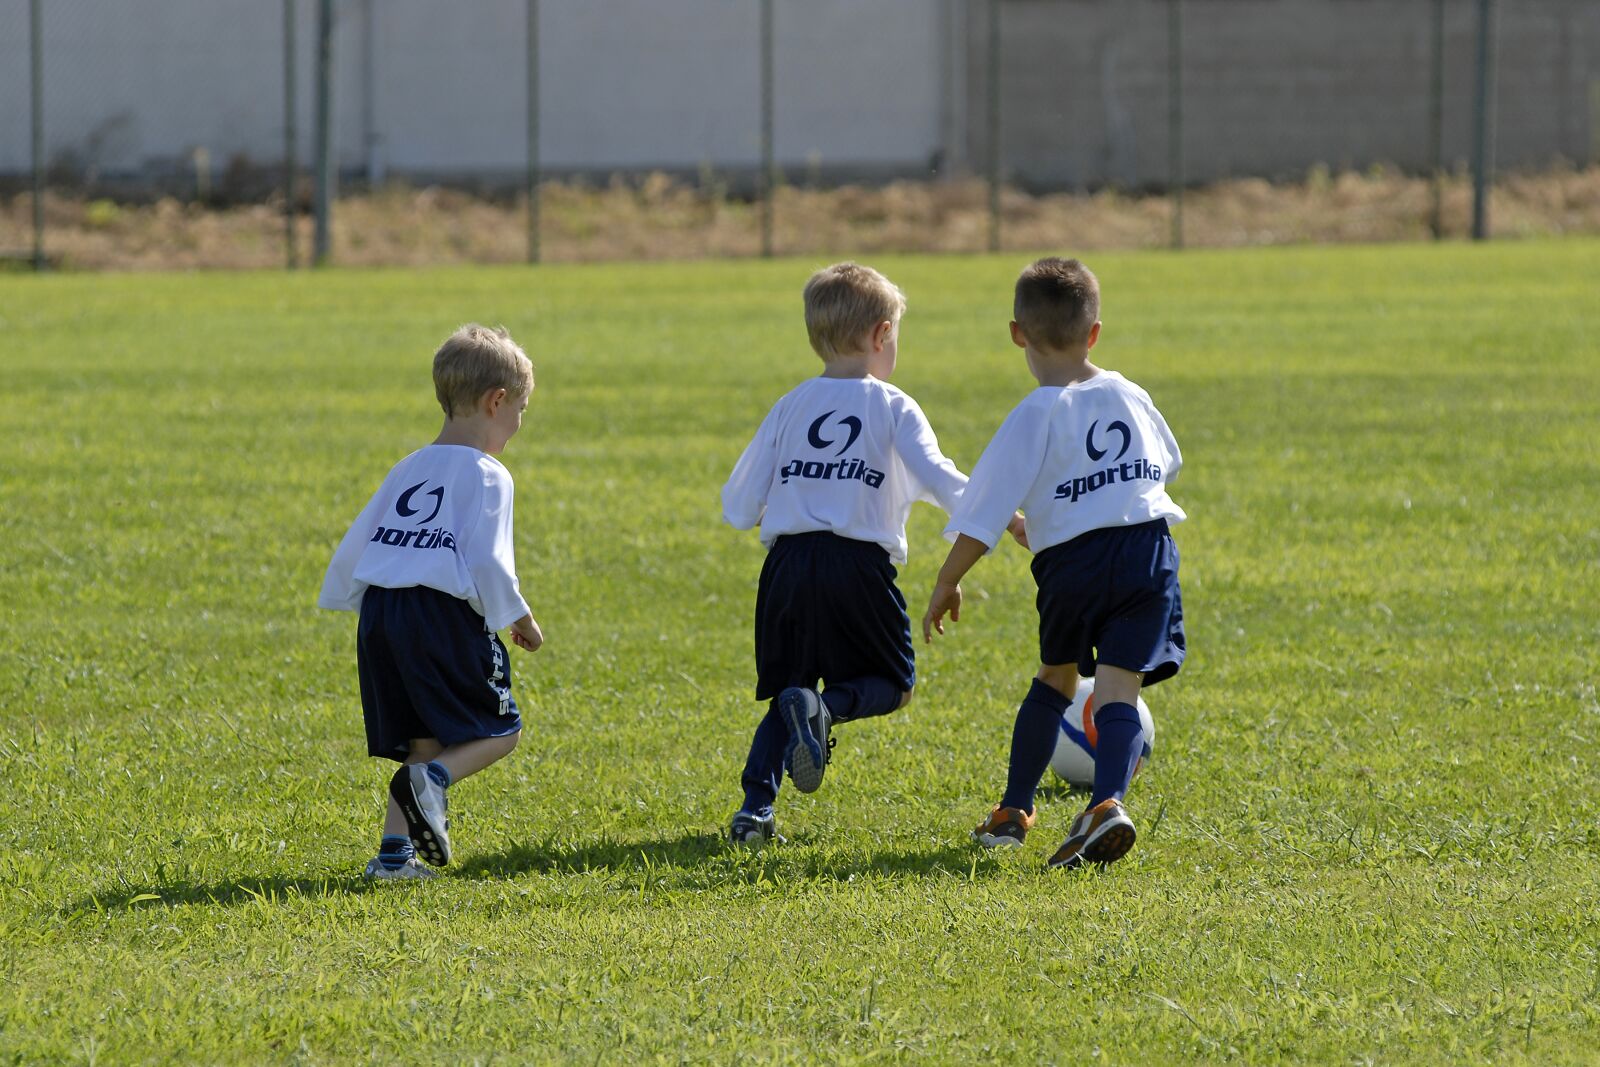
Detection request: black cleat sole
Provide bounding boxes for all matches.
[390,768,451,867]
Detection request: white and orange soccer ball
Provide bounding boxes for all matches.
[1049,677,1155,789]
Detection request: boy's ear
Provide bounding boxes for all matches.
[1009,321,1029,349]
[1085,321,1102,349]
[481,386,508,414]
[871,319,895,352]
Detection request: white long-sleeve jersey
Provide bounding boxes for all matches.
[947,371,1185,554]
[318,444,531,631]
[721,376,967,564]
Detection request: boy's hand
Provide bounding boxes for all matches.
[509,614,543,652]
[1007,512,1029,550]
[922,582,963,643]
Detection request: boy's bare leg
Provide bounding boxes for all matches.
[1089,665,1143,710]
[389,732,520,867]
[432,731,520,783]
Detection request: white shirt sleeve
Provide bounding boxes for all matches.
[945,396,1050,549]
[462,463,532,631]
[721,400,782,530]
[317,487,388,611]
[891,394,968,515]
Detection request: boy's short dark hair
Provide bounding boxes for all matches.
[1014,258,1100,351]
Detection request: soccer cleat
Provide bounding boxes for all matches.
[727,809,782,847]
[363,855,439,880]
[972,804,1037,849]
[1047,797,1137,870]
[779,686,832,793]
[390,764,452,866]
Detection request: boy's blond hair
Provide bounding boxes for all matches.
[433,324,534,417]
[803,262,907,361]
[1014,257,1100,351]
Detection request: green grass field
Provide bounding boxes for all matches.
[2,239,1598,1064]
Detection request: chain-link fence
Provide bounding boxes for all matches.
[3,0,1597,270]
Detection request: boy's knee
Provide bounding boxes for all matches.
[494,730,521,756]
[897,688,914,710]
[407,738,444,763]
[1035,664,1078,699]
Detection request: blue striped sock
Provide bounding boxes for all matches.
[379,834,415,870]
[424,761,451,789]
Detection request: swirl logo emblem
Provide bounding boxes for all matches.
[1085,419,1131,462]
[807,410,863,455]
[396,481,445,525]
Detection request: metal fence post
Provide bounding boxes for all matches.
[1168,0,1183,251]
[30,0,45,271]
[759,0,774,258]
[313,0,335,266]
[284,0,299,269]
[986,0,1000,254]
[360,0,379,184]
[1429,0,1444,240]
[1470,0,1496,241]
[527,0,540,264]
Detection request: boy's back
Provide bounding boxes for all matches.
[722,375,965,563]
[319,443,528,631]
[948,370,1184,556]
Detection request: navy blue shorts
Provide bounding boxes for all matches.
[1031,518,1185,686]
[357,585,523,761]
[753,532,916,701]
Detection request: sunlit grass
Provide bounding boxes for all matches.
[1,239,1597,1063]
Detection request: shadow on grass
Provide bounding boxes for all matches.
[458,830,1003,886]
[68,828,1024,914]
[68,871,381,914]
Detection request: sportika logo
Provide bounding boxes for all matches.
[371,480,458,550]
[781,410,885,488]
[1055,419,1162,502]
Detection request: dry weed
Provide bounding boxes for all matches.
[3,167,1597,271]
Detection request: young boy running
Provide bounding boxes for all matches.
[721,262,1020,846]
[319,324,544,879]
[923,258,1186,870]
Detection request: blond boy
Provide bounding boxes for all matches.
[721,263,1020,845]
[320,324,543,878]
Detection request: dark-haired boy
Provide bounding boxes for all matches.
[922,258,1186,870]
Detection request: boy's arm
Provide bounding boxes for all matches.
[921,534,989,642]
[508,614,543,651]
[891,397,968,516]
[464,465,537,635]
[721,403,782,529]
[943,400,1048,551]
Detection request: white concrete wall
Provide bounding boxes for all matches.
[0,0,946,177]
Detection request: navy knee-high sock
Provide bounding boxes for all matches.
[821,676,901,724]
[1090,701,1146,807]
[999,679,1072,813]
[739,701,787,814]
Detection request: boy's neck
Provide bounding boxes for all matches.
[433,417,492,452]
[820,355,873,379]
[1029,347,1099,388]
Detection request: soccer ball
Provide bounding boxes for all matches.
[1048,678,1155,788]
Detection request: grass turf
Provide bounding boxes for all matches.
[1,239,1597,1063]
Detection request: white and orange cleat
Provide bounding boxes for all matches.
[1047,798,1136,870]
